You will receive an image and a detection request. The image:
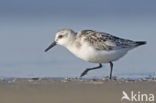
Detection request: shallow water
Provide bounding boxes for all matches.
[0,0,156,79]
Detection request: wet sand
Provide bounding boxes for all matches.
[0,78,156,103]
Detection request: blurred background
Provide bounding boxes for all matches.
[0,0,155,78]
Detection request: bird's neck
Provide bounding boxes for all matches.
[66,40,80,56]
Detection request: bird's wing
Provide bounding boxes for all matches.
[77,30,136,51]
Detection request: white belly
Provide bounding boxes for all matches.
[83,49,128,63]
[67,44,128,63]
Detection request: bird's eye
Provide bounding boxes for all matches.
[58,35,63,38]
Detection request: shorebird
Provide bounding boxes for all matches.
[45,29,146,79]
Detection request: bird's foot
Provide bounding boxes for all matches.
[80,69,89,77]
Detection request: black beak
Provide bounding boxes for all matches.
[45,41,57,52]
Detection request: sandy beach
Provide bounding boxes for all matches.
[0,78,155,103]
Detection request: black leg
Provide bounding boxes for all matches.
[109,62,113,79]
[80,63,102,77]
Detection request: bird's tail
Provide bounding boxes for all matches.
[135,41,146,46]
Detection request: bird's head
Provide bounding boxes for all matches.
[45,29,76,52]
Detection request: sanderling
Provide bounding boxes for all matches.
[45,29,146,79]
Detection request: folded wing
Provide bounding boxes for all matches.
[78,30,140,51]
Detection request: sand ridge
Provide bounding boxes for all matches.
[0,78,156,103]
